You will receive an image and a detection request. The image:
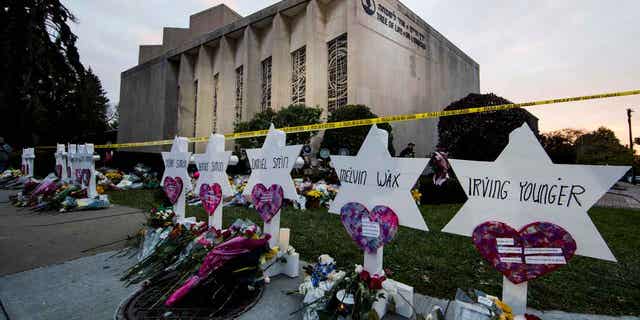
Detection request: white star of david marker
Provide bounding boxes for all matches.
[161,136,192,192]
[329,125,429,231]
[442,124,629,262]
[243,124,303,200]
[193,134,233,198]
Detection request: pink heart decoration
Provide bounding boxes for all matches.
[340,202,399,253]
[472,221,577,284]
[81,169,91,186]
[200,183,223,216]
[163,176,184,204]
[55,164,63,178]
[251,184,284,223]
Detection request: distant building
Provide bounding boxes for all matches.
[119,0,480,155]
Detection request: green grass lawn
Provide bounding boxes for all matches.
[108,189,640,316]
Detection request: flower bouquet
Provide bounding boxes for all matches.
[449,289,516,320]
[305,189,322,209]
[147,206,176,228]
[120,219,276,318]
[292,259,389,320]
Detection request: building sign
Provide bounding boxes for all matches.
[359,0,427,55]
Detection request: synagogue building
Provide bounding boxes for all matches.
[119,0,480,155]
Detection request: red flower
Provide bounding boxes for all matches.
[359,270,371,282]
[209,226,221,237]
[525,315,541,320]
[244,228,255,237]
[368,275,386,290]
[221,229,231,238]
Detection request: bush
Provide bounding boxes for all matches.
[321,105,395,156]
[437,93,537,161]
[234,104,322,149]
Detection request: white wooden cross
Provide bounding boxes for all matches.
[21,148,35,177]
[54,144,69,182]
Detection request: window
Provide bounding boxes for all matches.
[235,66,244,123]
[261,57,272,111]
[193,80,198,137]
[291,46,306,104]
[212,74,219,132]
[328,34,348,112]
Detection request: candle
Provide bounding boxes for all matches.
[279,228,290,252]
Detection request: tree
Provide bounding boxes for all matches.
[321,105,395,156]
[0,1,111,148]
[70,68,110,143]
[437,93,538,161]
[234,104,322,149]
[539,129,585,164]
[575,127,631,166]
[0,0,85,147]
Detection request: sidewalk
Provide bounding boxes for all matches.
[596,182,640,210]
[0,190,145,276]
[1,251,637,320]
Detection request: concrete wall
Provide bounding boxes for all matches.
[189,5,242,38]
[348,0,479,156]
[139,45,164,64]
[162,28,191,51]
[120,0,480,156]
[118,58,179,152]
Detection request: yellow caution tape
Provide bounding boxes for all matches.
[36,89,640,149]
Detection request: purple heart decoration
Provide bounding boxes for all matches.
[67,166,72,179]
[55,164,63,178]
[340,202,399,253]
[251,184,284,223]
[75,169,82,184]
[163,176,184,204]
[472,221,577,284]
[81,169,91,186]
[200,183,223,216]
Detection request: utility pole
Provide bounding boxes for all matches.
[627,108,635,184]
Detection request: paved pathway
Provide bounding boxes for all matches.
[596,182,640,210]
[0,190,145,276]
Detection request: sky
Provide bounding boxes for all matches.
[64,0,640,144]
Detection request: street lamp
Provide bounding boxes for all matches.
[627,108,635,184]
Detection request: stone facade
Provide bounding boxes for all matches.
[119,0,480,155]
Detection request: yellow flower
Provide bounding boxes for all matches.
[306,190,322,198]
[492,298,513,320]
[260,246,280,264]
[411,189,422,202]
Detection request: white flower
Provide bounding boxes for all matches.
[298,277,313,294]
[328,270,346,282]
[318,254,334,265]
[264,275,271,284]
[354,264,363,273]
